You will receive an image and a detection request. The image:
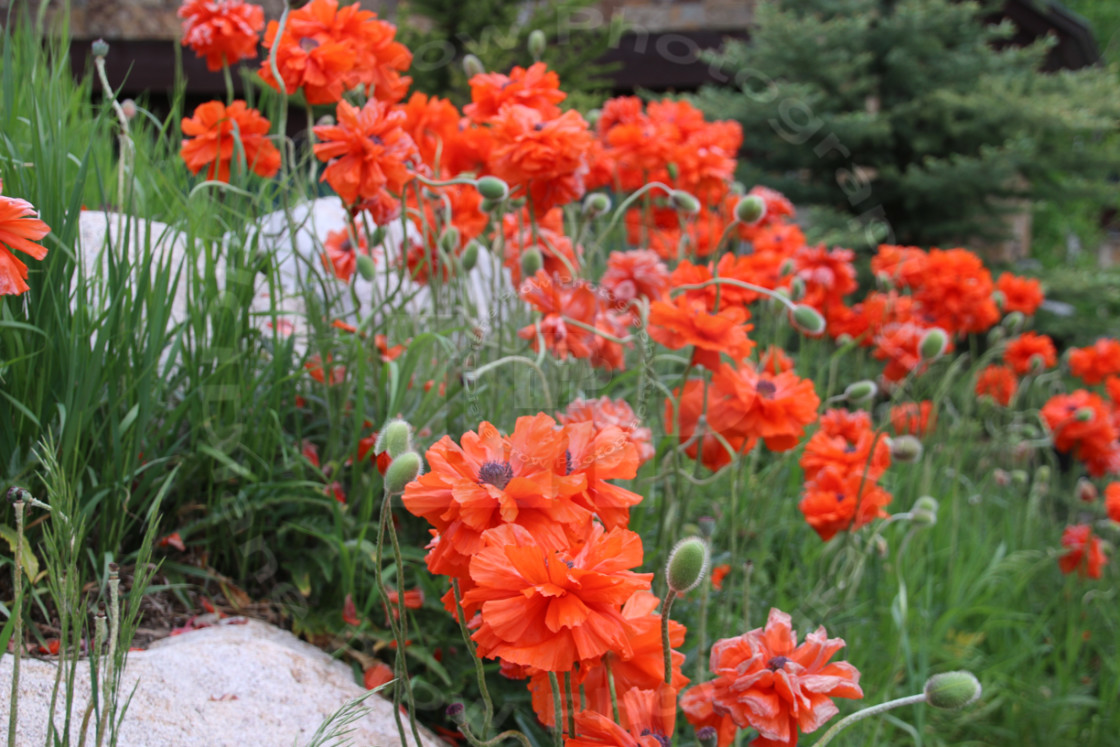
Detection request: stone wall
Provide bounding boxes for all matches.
[15,0,752,41]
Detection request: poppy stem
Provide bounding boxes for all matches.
[810,693,927,747]
[7,496,25,747]
[563,670,576,738]
[659,589,677,684]
[604,654,621,724]
[548,672,564,747]
[451,579,495,737]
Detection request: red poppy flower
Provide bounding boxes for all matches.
[996,273,1044,316]
[1058,524,1106,579]
[800,409,891,483]
[321,225,375,282]
[601,250,670,305]
[313,99,418,206]
[558,396,655,466]
[0,181,50,296]
[1069,339,1120,386]
[1105,483,1120,523]
[1040,390,1120,477]
[890,401,936,438]
[488,106,593,215]
[758,346,794,375]
[649,295,755,371]
[711,564,731,591]
[178,0,264,71]
[799,467,892,542]
[463,523,653,672]
[708,608,863,746]
[710,363,821,452]
[465,62,566,123]
[1004,332,1057,374]
[180,100,281,182]
[667,378,756,472]
[567,685,678,747]
[363,661,394,689]
[911,248,999,336]
[681,681,738,747]
[975,365,1018,407]
[870,244,928,289]
[503,208,582,285]
[562,421,644,529]
[305,353,345,385]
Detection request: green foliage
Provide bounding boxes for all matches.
[693,0,1120,247]
[1031,266,1120,346]
[396,0,621,110]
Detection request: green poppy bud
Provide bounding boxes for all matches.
[374,418,413,459]
[528,29,547,61]
[446,703,467,725]
[462,54,485,78]
[734,194,767,224]
[92,39,110,58]
[666,536,709,594]
[844,380,878,403]
[789,276,806,301]
[791,304,826,335]
[670,190,700,215]
[476,176,510,201]
[924,671,982,710]
[779,258,796,276]
[520,248,543,278]
[1002,310,1025,333]
[585,108,602,128]
[889,435,923,463]
[919,328,949,360]
[439,226,461,254]
[384,451,423,494]
[582,193,611,217]
[1075,407,1095,422]
[461,241,481,272]
[355,253,377,282]
[911,495,939,527]
[991,290,1006,311]
[370,226,386,245]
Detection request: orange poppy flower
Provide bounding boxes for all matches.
[890,401,936,438]
[313,99,418,205]
[711,564,731,591]
[563,420,643,529]
[996,272,1044,316]
[1069,339,1120,386]
[503,208,582,285]
[259,21,352,104]
[180,100,281,182]
[463,523,653,672]
[708,608,863,745]
[402,414,589,581]
[488,105,593,215]
[872,322,946,383]
[1058,524,1106,579]
[667,378,756,472]
[386,588,425,609]
[320,225,374,282]
[399,92,463,173]
[601,249,670,305]
[363,661,394,690]
[1040,390,1120,477]
[558,396,655,466]
[710,363,821,452]
[758,346,794,375]
[518,272,602,364]
[0,182,51,296]
[975,365,1018,407]
[800,409,890,483]
[465,62,565,123]
[791,245,858,311]
[1105,483,1120,523]
[750,222,806,256]
[681,681,738,747]
[305,353,345,385]
[649,295,755,371]
[1004,332,1057,374]
[567,685,678,747]
[529,590,688,728]
[178,0,264,71]
[799,466,892,542]
[870,244,928,289]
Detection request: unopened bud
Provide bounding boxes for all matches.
[527,29,546,61]
[370,226,386,245]
[666,162,679,181]
[1010,469,1028,488]
[446,703,467,725]
[1034,465,1051,485]
[987,326,1006,344]
[92,39,110,58]
[1076,478,1097,503]
[462,54,485,78]
[375,419,413,459]
[889,435,923,463]
[844,380,878,403]
[439,226,461,253]
[1075,407,1094,422]
[991,290,1006,311]
[697,726,718,747]
[779,258,796,276]
[520,248,543,278]
[911,496,939,527]
[355,253,377,282]
[1002,310,1025,333]
[582,192,611,217]
[585,108,601,128]
[461,241,480,271]
[666,536,709,594]
[791,304,826,335]
[476,176,509,201]
[7,486,30,505]
[789,276,806,301]
[919,328,949,360]
[670,190,700,215]
[734,194,767,224]
[384,451,423,494]
[924,671,982,710]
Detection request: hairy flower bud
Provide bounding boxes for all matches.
[462,54,485,78]
[375,419,413,459]
[446,703,467,725]
[666,537,709,594]
[384,452,423,494]
[461,241,480,272]
[439,226,461,254]
[844,380,878,403]
[582,192,611,217]
[355,253,377,282]
[697,726,718,747]
[528,29,547,61]
[1076,477,1097,503]
[1002,310,1025,333]
[670,190,700,215]
[911,495,939,527]
[919,327,949,360]
[476,176,509,201]
[791,304,826,335]
[520,248,543,278]
[924,671,982,710]
[734,194,767,224]
[889,435,923,463]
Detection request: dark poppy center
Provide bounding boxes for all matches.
[300,37,320,52]
[757,380,777,399]
[478,460,514,490]
[767,656,791,671]
[639,731,671,747]
[339,239,353,253]
[843,444,857,454]
[564,449,573,475]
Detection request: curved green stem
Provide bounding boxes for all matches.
[659,590,677,684]
[811,693,927,747]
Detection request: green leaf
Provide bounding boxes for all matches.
[0,523,40,581]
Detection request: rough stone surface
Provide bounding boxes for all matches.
[0,619,440,747]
